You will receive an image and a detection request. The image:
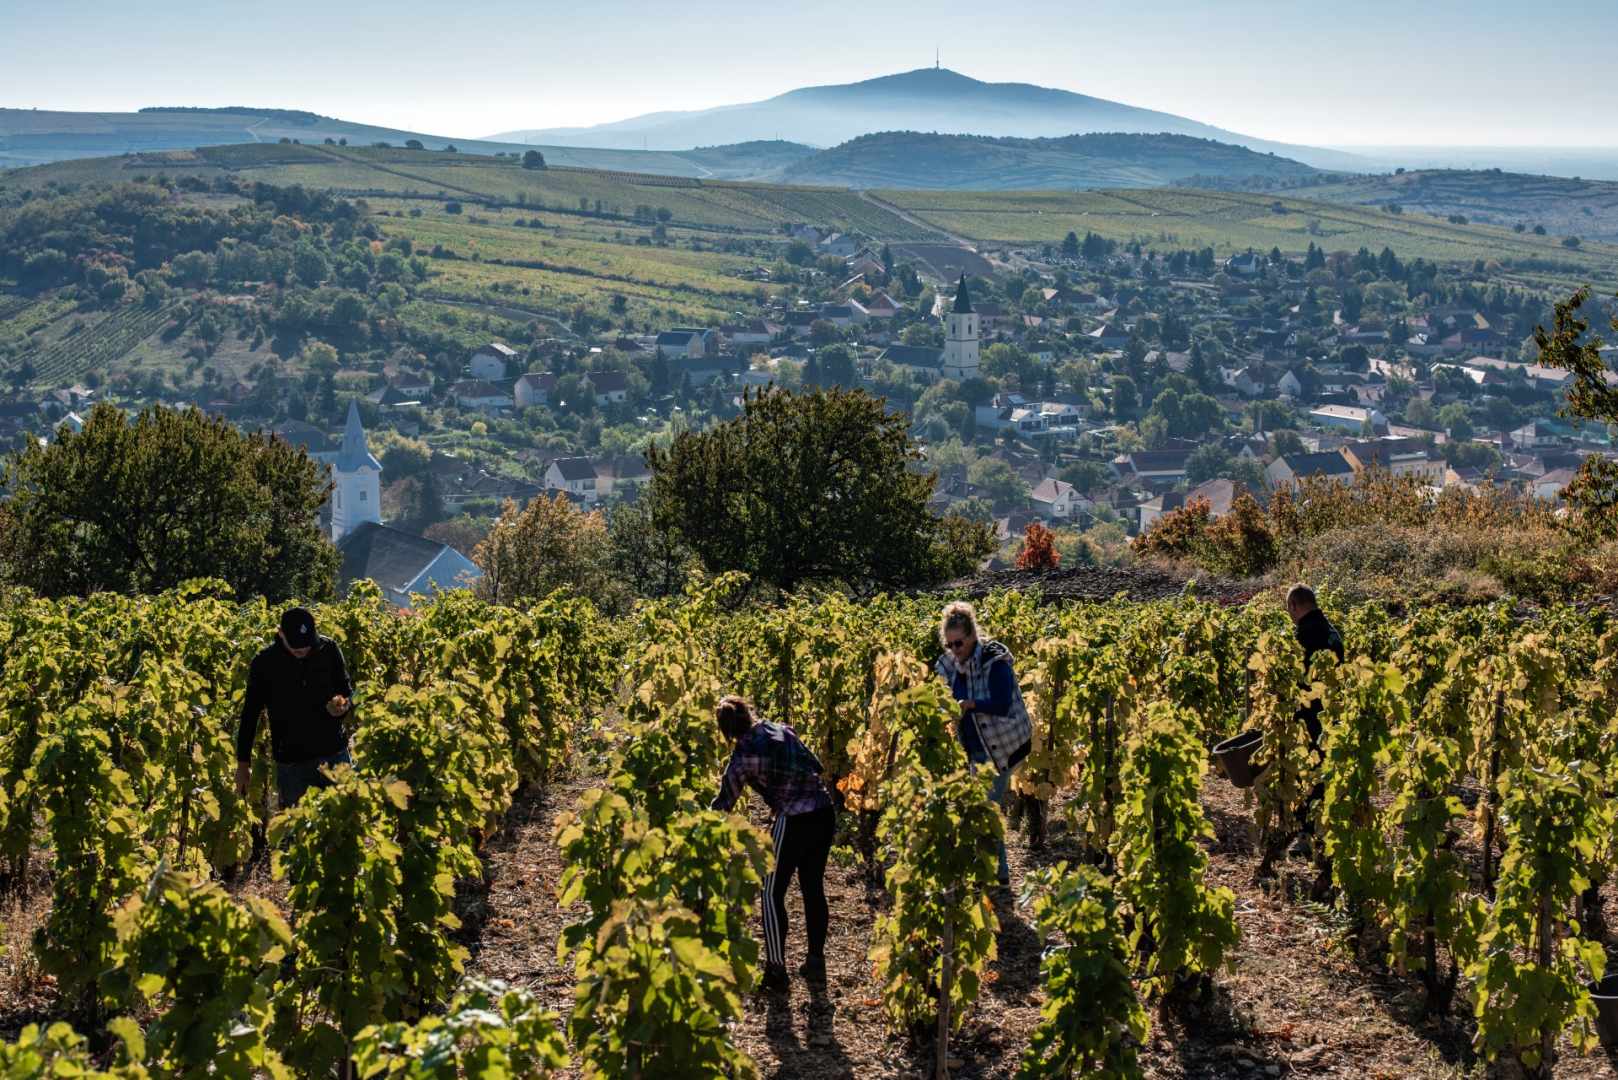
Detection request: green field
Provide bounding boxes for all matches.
[879,186,1618,284]
[7,143,1616,292]
[0,145,940,240]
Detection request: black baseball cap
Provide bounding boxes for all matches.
[280,607,318,648]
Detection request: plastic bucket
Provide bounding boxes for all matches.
[1590,974,1618,1047]
[1213,729,1264,788]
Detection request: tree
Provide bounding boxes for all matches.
[1186,443,1235,485]
[522,150,547,170]
[1533,288,1618,537]
[645,388,990,594]
[1270,429,1306,457]
[1061,231,1080,257]
[473,494,624,611]
[1060,459,1111,496]
[1109,374,1139,419]
[404,139,424,150]
[606,498,695,600]
[968,457,1030,509]
[0,404,337,601]
[1437,402,1474,441]
[1016,521,1061,570]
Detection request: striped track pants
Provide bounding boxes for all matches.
[761,806,834,968]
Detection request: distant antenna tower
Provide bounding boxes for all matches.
[935,46,940,69]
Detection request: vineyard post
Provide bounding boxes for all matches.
[936,887,954,1080]
[1536,891,1554,1078]
[1104,694,1117,871]
[1482,692,1502,897]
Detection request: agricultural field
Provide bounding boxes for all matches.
[1296,169,1618,243]
[880,186,1618,285]
[5,580,1618,1078]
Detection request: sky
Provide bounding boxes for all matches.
[3,0,1616,147]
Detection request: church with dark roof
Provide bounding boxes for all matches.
[309,401,482,607]
[874,274,981,381]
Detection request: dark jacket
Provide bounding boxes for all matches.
[236,636,353,764]
[1295,608,1344,667]
[1295,608,1343,746]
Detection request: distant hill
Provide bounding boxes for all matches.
[0,107,808,180]
[1294,168,1618,242]
[775,131,1322,190]
[491,66,1367,172]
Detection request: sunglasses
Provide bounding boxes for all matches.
[946,637,972,652]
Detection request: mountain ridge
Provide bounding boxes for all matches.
[489,66,1368,172]
[775,130,1324,190]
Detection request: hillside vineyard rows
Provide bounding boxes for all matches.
[5,577,1618,1076]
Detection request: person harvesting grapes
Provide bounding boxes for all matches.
[934,600,1032,888]
[1287,583,1344,751]
[234,607,355,809]
[710,695,835,993]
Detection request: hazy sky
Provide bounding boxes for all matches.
[4,0,1616,147]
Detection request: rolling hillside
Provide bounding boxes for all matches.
[5,143,1614,289]
[1290,168,1618,242]
[777,131,1322,190]
[493,66,1368,171]
[0,106,811,179]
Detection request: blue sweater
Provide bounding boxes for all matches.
[950,653,1016,761]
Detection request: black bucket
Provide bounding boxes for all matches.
[1590,974,1618,1047]
[1213,729,1264,788]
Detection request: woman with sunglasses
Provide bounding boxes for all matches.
[934,600,1032,887]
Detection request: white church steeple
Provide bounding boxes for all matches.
[330,400,382,542]
[941,273,979,380]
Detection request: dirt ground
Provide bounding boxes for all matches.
[3,766,1617,1078]
[462,774,1618,1080]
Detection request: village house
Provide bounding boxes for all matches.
[1113,449,1192,488]
[469,342,518,382]
[337,524,482,608]
[514,371,556,409]
[1266,450,1357,489]
[654,327,718,360]
[1137,478,1250,534]
[1030,477,1078,520]
[449,379,514,412]
[1339,438,1446,484]
[584,370,629,405]
[1086,322,1130,348]
[545,457,599,503]
[1309,404,1387,433]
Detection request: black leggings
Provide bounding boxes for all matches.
[763,806,835,967]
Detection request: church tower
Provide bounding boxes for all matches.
[941,273,979,380]
[330,399,382,543]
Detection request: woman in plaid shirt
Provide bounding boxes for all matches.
[711,695,835,992]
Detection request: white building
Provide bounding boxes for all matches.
[941,275,980,381]
[470,342,517,382]
[545,457,599,502]
[327,401,382,543]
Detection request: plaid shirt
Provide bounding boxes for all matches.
[935,638,1032,773]
[712,722,832,818]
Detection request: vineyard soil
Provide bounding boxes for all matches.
[415,778,1615,1078]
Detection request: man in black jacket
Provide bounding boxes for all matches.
[235,607,354,808]
[1287,583,1344,750]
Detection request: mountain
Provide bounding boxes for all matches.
[775,131,1322,190]
[490,67,1366,172]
